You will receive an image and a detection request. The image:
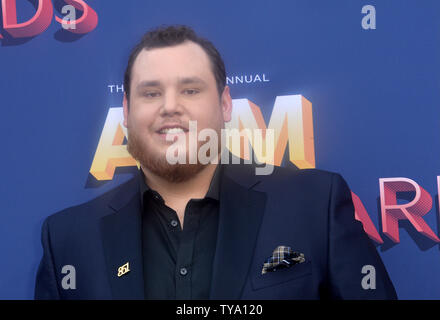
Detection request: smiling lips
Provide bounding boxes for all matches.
[156,124,189,141]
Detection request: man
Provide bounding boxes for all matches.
[35,25,397,299]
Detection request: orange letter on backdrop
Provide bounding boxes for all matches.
[89,108,138,180]
[226,95,315,169]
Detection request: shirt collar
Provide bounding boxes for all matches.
[138,164,223,209]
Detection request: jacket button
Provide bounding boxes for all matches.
[180,267,188,276]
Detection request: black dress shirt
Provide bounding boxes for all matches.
[139,165,222,299]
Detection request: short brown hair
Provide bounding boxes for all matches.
[124,25,226,101]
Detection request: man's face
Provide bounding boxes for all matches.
[123,41,232,182]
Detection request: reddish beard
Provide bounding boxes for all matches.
[126,128,206,183]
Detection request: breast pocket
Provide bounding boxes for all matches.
[251,260,313,290]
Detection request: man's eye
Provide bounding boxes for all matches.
[144,92,160,98]
[183,89,199,95]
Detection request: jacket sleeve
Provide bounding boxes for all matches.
[327,173,397,299]
[34,218,61,300]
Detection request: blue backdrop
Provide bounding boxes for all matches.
[1,0,439,299]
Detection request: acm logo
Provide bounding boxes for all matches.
[0,0,97,39]
[89,94,316,181]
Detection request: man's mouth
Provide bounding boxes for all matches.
[156,125,189,140]
[158,127,188,134]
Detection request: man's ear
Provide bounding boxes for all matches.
[221,85,233,122]
[122,93,129,128]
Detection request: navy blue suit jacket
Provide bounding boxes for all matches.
[35,163,397,299]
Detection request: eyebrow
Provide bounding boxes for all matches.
[178,77,207,86]
[136,80,161,90]
[135,77,207,91]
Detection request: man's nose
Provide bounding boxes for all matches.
[160,91,182,116]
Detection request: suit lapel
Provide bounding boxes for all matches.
[100,179,145,300]
[210,164,267,299]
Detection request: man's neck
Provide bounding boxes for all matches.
[141,163,218,228]
[141,163,218,205]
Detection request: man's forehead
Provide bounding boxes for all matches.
[132,41,212,76]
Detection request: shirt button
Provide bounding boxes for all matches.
[170,220,179,227]
[179,267,188,276]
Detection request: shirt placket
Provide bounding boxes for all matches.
[174,200,201,299]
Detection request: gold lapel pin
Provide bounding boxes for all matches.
[117,262,130,277]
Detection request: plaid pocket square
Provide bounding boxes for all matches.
[261,245,305,274]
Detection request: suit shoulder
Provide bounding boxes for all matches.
[266,165,342,184]
[257,166,352,201]
[44,177,138,228]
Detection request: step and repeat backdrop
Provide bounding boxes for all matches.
[1,0,439,299]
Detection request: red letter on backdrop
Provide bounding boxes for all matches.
[2,0,53,38]
[55,0,98,34]
[379,177,439,243]
[351,191,383,244]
